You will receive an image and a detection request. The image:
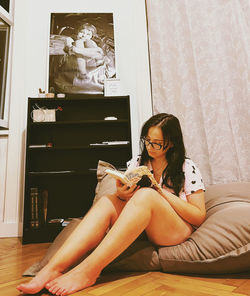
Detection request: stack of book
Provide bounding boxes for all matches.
[30,188,48,228]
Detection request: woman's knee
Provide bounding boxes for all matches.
[93,194,110,206]
[96,194,125,217]
[92,194,117,213]
[129,188,159,206]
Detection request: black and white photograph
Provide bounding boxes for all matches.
[49,13,116,94]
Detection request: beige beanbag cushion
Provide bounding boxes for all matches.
[159,182,250,274]
[23,161,250,276]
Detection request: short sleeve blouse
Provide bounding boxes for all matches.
[127,156,205,202]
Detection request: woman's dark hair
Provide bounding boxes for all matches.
[140,113,186,196]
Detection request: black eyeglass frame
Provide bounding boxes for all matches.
[141,137,168,151]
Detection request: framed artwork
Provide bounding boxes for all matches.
[49,13,116,94]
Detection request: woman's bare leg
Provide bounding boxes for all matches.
[17,194,125,294]
[46,188,193,295]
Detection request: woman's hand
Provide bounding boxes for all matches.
[115,180,140,201]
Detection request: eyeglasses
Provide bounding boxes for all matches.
[141,137,167,150]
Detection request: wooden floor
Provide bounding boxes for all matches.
[0,238,250,296]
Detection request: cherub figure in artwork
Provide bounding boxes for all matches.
[63,23,105,81]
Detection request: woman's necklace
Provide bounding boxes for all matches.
[151,161,167,182]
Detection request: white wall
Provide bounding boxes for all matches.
[0,0,152,237]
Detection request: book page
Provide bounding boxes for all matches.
[105,169,130,185]
[106,166,163,193]
[125,166,163,193]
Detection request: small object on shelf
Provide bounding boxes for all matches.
[57,93,66,98]
[102,141,130,145]
[104,78,122,96]
[89,143,108,146]
[62,218,75,227]
[29,144,47,148]
[49,87,55,93]
[31,104,56,122]
[90,140,129,146]
[44,109,56,121]
[47,135,53,147]
[56,106,63,112]
[38,93,46,98]
[47,142,53,148]
[38,88,46,98]
[104,116,117,120]
[48,218,64,224]
[46,93,55,98]
[31,108,45,122]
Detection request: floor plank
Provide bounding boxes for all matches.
[234,280,250,296]
[0,238,250,296]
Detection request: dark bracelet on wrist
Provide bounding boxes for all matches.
[117,195,126,202]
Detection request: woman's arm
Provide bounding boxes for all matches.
[160,189,206,227]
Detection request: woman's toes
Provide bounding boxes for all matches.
[56,287,64,295]
[45,280,55,290]
[48,285,59,295]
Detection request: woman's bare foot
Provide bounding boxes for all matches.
[16,265,62,294]
[45,263,99,296]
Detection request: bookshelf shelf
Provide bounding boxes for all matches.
[28,169,97,176]
[28,143,130,151]
[22,95,132,244]
[30,119,128,126]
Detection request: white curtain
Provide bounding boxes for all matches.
[146,0,250,185]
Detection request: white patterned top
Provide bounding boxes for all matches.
[127,156,205,202]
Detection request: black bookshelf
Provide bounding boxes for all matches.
[22,95,132,244]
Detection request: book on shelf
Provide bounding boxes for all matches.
[105,166,163,193]
[30,188,38,228]
[30,188,48,229]
[42,189,48,224]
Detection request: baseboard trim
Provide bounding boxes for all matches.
[0,221,23,237]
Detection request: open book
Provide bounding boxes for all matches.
[105,166,163,194]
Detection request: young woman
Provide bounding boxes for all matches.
[17,113,206,296]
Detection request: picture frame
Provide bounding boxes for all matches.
[49,13,116,95]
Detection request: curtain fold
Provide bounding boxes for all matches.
[146,0,250,185]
